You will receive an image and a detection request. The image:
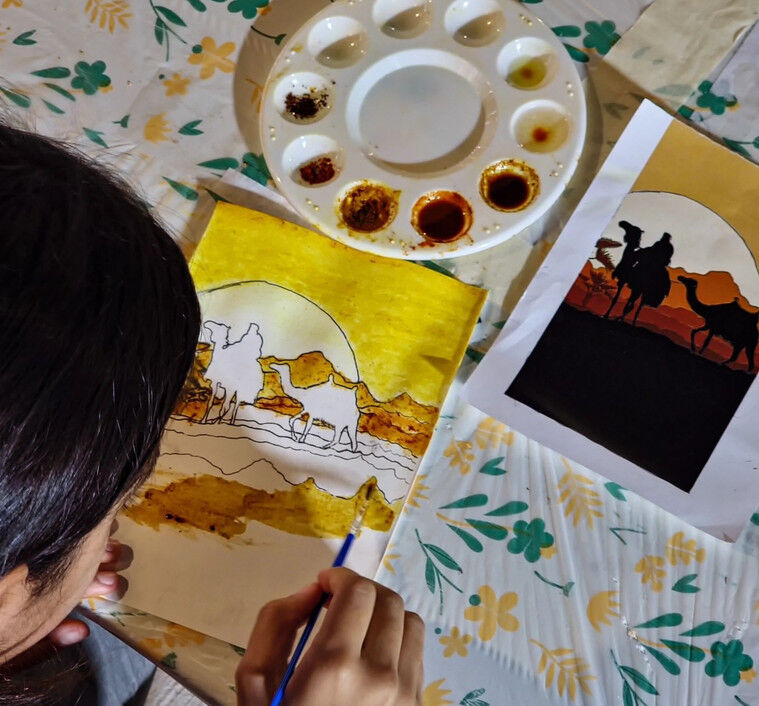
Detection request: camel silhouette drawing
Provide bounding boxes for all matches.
[202,320,264,423]
[270,362,360,452]
[605,220,673,325]
[677,276,759,371]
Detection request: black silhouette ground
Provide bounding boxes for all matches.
[507,304,755,492]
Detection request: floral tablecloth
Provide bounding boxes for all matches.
[3,1,759,704]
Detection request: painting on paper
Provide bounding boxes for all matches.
[116,203,485,646]
[500,114,759,497]
[508,189,759,492]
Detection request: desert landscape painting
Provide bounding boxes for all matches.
[508,191,759,492]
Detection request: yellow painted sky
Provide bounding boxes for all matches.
[633,119,759,253]
[190,203,485,406]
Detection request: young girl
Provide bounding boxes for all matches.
[0,123,424,705]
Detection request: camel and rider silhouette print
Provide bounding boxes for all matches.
[508,191,759,492]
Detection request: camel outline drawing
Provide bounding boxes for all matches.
[677,275,759,372]
[202,320,265,423]
[270,362,360,452]
[604,220,673,325]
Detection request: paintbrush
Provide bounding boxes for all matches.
[270,480,376,706]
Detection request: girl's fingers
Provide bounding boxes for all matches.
[82,570,119,598]
[398,611,425,699]
[101,539,121,564]
[313,568,377,656]
[236,582,323,703]
[360,586,405,669]
[48,618,90,647]
[98,541,133,573]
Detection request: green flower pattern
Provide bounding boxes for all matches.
[583,20,620,55]
[552,20,620,63]
[71,60,111,95]
[507,519,555,563]
[706,641,753,687]
[227,0,269,19]
[695,80,737,115]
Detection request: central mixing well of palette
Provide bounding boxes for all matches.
[261,0,586,259]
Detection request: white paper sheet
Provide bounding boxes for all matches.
[464,100,759,538]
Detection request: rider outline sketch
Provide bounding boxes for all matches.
[177,280,381,464]
[508,190,759,492]
[197,307,362,452]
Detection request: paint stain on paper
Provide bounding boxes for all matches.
[124,474,397,539]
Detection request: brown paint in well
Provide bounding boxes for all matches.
[479,159,540,212]
[339,181,399,232]
[411,191,473,243]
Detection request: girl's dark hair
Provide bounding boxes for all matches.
[0,124,200,595]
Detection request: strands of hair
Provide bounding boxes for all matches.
[0,120,200,699]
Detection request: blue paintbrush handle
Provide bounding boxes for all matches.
[270,532,357,706]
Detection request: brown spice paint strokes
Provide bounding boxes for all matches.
[174,349,438,457]
[123,474,397,540]
[339,182,399,233]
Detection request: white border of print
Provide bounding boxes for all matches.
[464,100,759,540]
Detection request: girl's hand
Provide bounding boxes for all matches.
[236,568,424,706]
[5,539,126,672]
[46,539,125,647]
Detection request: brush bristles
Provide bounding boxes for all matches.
[349,482,375,535]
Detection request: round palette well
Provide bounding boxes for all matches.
[260,0,586,260]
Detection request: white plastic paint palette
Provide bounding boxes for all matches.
[260,0,586,260]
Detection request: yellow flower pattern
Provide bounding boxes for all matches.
[1,0,22,7]
[474,417,514,449]
[557,459,603,529]
[187,36,236,80]
[634,554,666,592]
[243,77,263,110]
[531,640,596,701]
[439,627,472,658]
[444,439,474,475]
[85,0,131,33]
[381,543,399,574]
[144,113,172,143]
[665,532,706,566]
[586,590,621,632]
[422,679,453,706]
[163,73,191,97]
[138,621,206,655]
[404,473,430,513]
[464,585,519,641]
